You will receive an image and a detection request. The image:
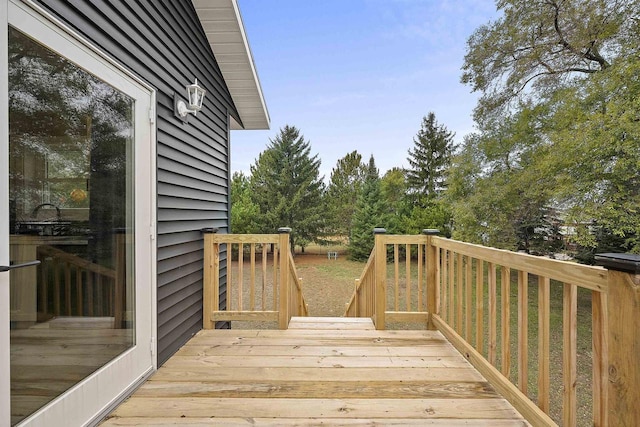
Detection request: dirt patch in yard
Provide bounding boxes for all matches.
[289,253,364,316]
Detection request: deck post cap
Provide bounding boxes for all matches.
[278,227,292,234]
[422,229,440,235]
[201,227,219,234]
[373,228,386,234]
[595,253,640,274]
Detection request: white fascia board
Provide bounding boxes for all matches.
[193,0,270,130]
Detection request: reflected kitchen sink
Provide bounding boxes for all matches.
[16,221,72,236]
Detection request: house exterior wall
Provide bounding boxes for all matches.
[33,0,236,364]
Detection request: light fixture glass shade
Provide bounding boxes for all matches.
[186,78,206,111]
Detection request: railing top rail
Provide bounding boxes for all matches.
[378,235,429,245]
[288,251,303,292]
[356,250,376,283]
[208,234,280,244]
[433,236,608,293]
[37,244,116,278]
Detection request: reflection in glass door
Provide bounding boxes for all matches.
[8,27,136,424]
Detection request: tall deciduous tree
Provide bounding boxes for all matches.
[249,125,325,250]
[325,151,367,239]
[348,156,389,261]
[454,0,640,256]
[462,0,638,119]
[406,112,454,205]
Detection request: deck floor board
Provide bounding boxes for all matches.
[103,317,530,426]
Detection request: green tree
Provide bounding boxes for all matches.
[455,0,640,256]
[348,156,389,261]
[230,172,259,234]
[461,0,638,119]
[446,109,555,251]
[406,112,454,205]
[325,151,367,239]
[541,53,640,252]
[249,125,325,250]
[380,167,409,233]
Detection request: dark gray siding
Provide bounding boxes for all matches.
[34,0,237,364]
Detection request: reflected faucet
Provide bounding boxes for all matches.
[32,203,61,221]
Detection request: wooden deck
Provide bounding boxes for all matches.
[103,317,529,426]
[11,317,131,425]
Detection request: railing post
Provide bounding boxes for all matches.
[595,253,640,426]
[373,228,387,330]
[278,227,292,329]
[423,229,440,330]
[113,229,126,329]
[202,227,218,329]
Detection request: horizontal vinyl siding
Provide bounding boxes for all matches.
[36,0,236,365]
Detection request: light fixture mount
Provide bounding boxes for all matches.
[175,78,206,122]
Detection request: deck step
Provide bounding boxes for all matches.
[288,316,375,330]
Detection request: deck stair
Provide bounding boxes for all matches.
[103,316,529,426]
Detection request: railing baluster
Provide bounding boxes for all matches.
[418,243,424,312]
[76,268,83,316]
[226,244,232,311]
[476,259,484,354]
[448,250,455,327]
[96,275,103,316]
[394,243,399,311]
[457,253,463,334]
[592,290,608,427]
[54,261,61,316]
[262,244,267,310]
[442,249,448,322]
[39,257,47,318]
[238,242,243,311]
[273,244,278,311]
[501,266,511,378]
[563,282,578,426]
[488,262,497,366]
[538,276,550,413]
[465,256,472,342]
[87,271,94,316]
[405,244,411,312]
[517,270,528,394]
[250,243,256,311]
[65,261,71,315]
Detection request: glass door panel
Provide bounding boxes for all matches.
[8,27,136,424]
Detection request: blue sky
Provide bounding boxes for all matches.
[231,0,500,179]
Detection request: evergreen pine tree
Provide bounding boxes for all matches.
[249,125,325,250]
[406,112,454,206]
[325,151,366,240]
[348,156,389,261]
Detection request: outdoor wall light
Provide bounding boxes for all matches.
[175,79,206,119]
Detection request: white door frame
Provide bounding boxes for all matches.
[1,0,12,421]
[1,1,157,426]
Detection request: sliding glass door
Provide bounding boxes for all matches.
[2,2,155,426]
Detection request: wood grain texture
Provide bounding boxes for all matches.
[11,320,131,424]
[104,318,529,426]
[432,237,607,292]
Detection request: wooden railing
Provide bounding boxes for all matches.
[203,228,308,329]
[431,236,608,427]
[344,250,375,318]
[344,230,438,328]
[343,230,634,426]
[36,235,125,327]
